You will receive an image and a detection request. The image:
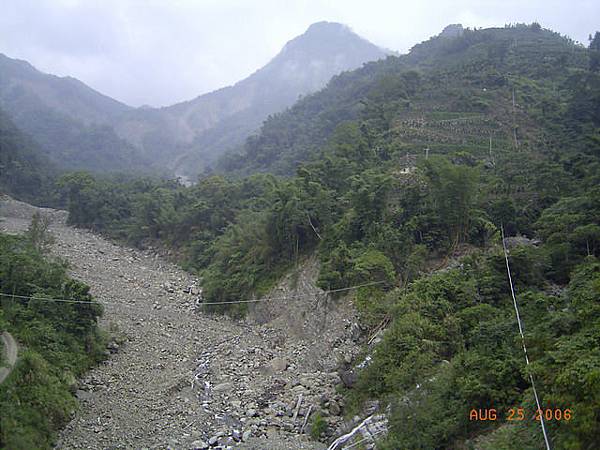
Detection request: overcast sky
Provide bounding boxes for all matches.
[2,0,598,107]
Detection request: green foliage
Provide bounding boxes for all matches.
[342,249,395,326]
[201,211,279,315]
[421,156,480,248]
[52,24,600,448]
[310,411,328,440]
[535,190,600,281]
[0,233,104,448]
[1,351,77,449]
[220,25,588,176]
[351,250,395,285]
[25,212,55,253]
[352,239,600,448]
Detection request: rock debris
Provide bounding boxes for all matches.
[0,196,374,449]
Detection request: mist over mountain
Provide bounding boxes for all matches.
[115,21,390,176]
[2,10,600,448]
[0,54,131,124]
[0,106,55,202]
[0,22,388,176]
[0,53,146,173]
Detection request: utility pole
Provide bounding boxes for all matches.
[489,134,496,167]
[512,87,516,113]
[512,86,519,150]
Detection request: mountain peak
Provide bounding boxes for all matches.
[277,21,387,62]
[166,21,390,175]
[0,24,390,177]
[305,21,349,34]
[295,21,364,44]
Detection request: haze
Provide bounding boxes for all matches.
[1,0,598,107]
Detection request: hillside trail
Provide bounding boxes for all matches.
[0,196,363,450]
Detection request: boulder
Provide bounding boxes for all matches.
[350,322,362,342]
[339,370,357,388]
[213,382,233,393]
[269,357,288,372]
[190,440,208,450]
[328,400,341,416]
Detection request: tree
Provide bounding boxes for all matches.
[56,172,97,226]
[422,157,480,247]
[26,212,55,253]
[571,224,600,256]
[590,31,600,72]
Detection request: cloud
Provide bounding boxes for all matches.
[1,0,598,106]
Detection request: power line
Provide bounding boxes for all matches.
[189,281,386,306]
[0,292,136,308]
[0,281,386,309]
[501,224,551,450]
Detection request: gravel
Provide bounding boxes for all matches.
[0,196,369,449]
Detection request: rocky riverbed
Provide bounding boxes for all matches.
[0,196,375,450]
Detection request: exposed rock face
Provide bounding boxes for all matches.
[504,235,541,248]
[439,24,464,38]
[0,332,18,385]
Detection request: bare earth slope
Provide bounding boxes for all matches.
[0,196,363,449]
[0,332,18,384]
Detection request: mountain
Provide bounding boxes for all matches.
[0,54,149,173]
[113,21,390,176]
[0,22,388,177]
[0,54,130,124]
[57,23,600,449]
[218,23,592,175]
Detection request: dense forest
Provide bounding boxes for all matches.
[4,23,600,448]
[0,216,105,448]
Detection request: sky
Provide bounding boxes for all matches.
[1,0,599,107]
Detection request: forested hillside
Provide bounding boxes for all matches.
[57,24,600,448]
[219,24,593,175]
[0,54,146,173]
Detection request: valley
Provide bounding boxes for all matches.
[0,196,366,450]
[0,22,388,177]
[1,12,600,449]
